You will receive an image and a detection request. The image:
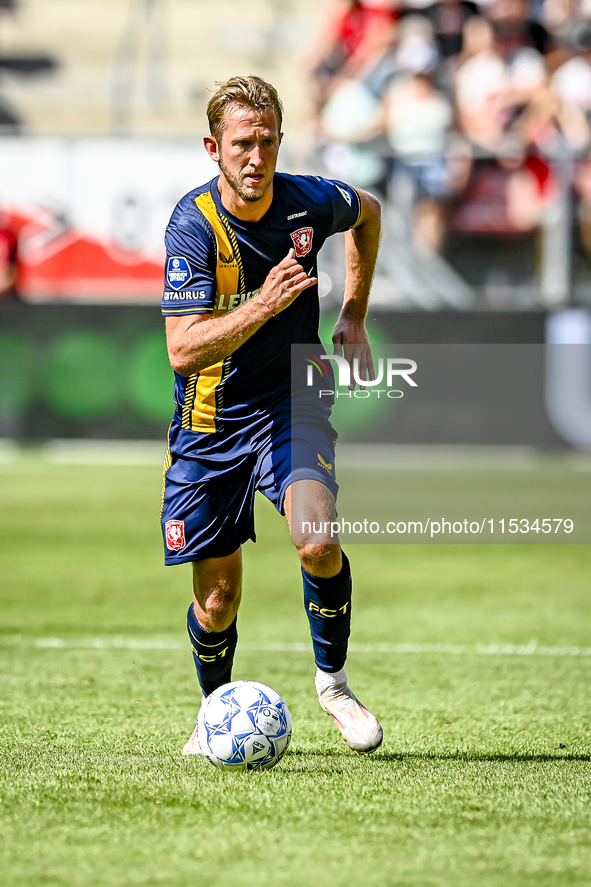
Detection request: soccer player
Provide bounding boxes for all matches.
[161,75,383,755]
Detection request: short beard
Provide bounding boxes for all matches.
[218,158,271,203]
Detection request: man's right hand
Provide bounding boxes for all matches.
[258,248,317,315]
[167,249,318,376]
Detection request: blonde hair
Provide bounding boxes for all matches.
[207,75,284,142]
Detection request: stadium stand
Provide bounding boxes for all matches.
[0,0,320,136]
[0,0,590,306]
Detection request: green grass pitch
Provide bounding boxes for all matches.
[1,453,590,887]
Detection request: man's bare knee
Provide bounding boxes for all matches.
[191,550,242,632]
[194,594,239,632]
[297,542,342,578]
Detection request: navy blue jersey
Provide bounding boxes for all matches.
[161,172,360,433]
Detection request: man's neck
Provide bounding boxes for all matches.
[217,177,274,223]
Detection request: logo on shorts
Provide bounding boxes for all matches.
[166,256,191,290]
[290,227,313,258]
[317,453,333,473]
[165,519,186,551]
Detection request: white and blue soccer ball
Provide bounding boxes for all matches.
[197,680,292,771]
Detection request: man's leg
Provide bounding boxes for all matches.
[182,548,242,755]
[284,481,348,670]
[284,481,382,754]
[188,548,242,693]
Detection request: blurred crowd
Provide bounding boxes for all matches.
[305,0,591,297]
[1,0,590,303]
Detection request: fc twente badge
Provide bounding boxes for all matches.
[165,519,186,551]
[290,227,313,258]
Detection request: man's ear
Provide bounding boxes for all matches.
[203,135,220,162]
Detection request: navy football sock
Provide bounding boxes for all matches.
[302,551,352,673]
[187,603,237,696]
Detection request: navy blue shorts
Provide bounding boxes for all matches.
[161,407,338,564]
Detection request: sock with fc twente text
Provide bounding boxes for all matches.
[302,550,352,681]
[186,603,237,696]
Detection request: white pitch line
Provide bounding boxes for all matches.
[2,440,591,471]
[0,637,591,657]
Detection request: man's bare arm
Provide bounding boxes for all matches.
[332,187,382,385]
[166,249,317,376]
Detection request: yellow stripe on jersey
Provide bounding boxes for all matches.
[160,422,173,517]
[191,361,225,432]
[195,192,245,299]
[178,192,245,433]
[181,375,197,430]
[162,306,213,315]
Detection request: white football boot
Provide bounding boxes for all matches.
[319,684,383,754]
[181,723,203,755]
[182,700,205,755]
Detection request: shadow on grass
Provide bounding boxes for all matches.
[371,751,591,764]
[282,749,591,771]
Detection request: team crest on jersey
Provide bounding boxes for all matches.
[165,519,186,551]
[166,256,191,290]
[290,227,313,258]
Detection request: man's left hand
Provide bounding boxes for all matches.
[332,313,375,390]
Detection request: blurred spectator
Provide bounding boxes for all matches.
[321,75,383,144]
[318,13,444,192]
[540,0,591,55]
[0,209,20,299]
[552,51,591,114]
[574,158,591,257]
[406,0,480,59]
[453,19,561,154]
[384,72,452,163]
[517,57,590,154]
[444,142,556,299]
[305,0,399,117]
[453,16,509,151]
[392,13,441,74]
[348,12,440,101]
[319,75,387,189]
[449,148,553,236]
[383,71,453,247]
[551,42,591,155]
[488,0,552,60]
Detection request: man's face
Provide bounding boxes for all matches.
[212,104,282,204]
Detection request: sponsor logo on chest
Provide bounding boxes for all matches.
[214,287,261,312]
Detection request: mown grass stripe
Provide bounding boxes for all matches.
[1,637,591,657]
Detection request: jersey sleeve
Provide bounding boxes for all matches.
[161,216,216,317]
[322,178,362,236]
